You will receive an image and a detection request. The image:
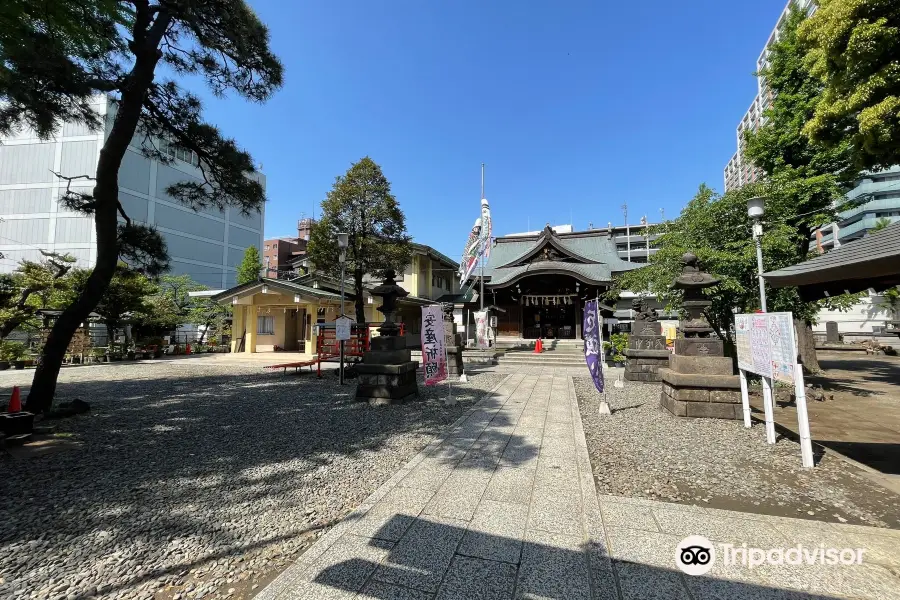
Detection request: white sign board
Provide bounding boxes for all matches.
[735,311,813,468]
[335,316,352,342]
[734,312,796,384]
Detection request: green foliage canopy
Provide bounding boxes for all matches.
[800,0,900,171]
[236,246,262,285]
[307,157,412,323]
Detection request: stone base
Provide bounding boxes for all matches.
[355,361,419,403]
[446,346,465,376]
[674,338,724,357]
[659,368,742,420]
[624,349,669,382]
[0,411,34,437]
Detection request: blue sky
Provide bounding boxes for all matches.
[195,0,790,260]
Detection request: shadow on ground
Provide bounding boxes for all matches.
[285,514,863,600]
[0,364,521,599]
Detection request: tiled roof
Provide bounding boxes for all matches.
[764,221,900,300]
[480,229,641,287]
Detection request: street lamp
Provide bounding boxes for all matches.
[337,232,349,385]
[747,197,767,312]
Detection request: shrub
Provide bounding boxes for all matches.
[0,341,27,361]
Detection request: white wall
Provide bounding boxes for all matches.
[814,292,894,334]
[0,97,265,289]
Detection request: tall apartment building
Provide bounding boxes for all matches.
[723,0,816,192]
[0,96,264,288]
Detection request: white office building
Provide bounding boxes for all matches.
[0,96,264,288]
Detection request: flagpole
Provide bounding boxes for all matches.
[597,290,611,416]
[480,163,485,313]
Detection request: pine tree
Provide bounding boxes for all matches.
[307,157,412,324]
[1,0,283,411]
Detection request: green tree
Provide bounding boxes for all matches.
[67,265,156,352]
[307,157,412,324]
[614,186,859,373]
[236,246,262,285]
[141,274,207,329]
[0,252,76,340]
[871,217,894,233]
[741,5,864,371]
[800,0,900,170]
[1,0,283,412]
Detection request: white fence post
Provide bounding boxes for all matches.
[761,375,776,444]
[738,368,752,428]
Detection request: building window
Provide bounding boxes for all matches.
[273,243,277,250]
[257,316,275,335]
[159,138,200,167]
[264,244,269,251]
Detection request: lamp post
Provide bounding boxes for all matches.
[747,197,777,446]
[337,232,349,385]
[747,197,767,312]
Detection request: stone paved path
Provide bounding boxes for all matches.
[257,368,900,600]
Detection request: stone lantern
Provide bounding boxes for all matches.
[355,270,419,405]
[659,253,742,419]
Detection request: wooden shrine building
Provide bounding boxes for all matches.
[474,225,640,340]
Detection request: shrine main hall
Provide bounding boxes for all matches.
[469,224,642,340]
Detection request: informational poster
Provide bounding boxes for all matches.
[475,311,489,349]
[734,312,796,384]
[421,305,447,385]
[767,313,797,384]
[335,316,352,342]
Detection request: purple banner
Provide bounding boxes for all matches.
[583,300,604,393]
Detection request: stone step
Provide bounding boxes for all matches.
[498,356,586,367]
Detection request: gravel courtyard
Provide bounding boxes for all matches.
[575,375,900,530]
[0,359,505,600]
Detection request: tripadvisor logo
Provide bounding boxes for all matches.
[676,536,867,575]
[676,535,715,575]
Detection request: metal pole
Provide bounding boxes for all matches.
[622,204,630,262]
[480,163,485,313]
[753,220,767,312]
[339,260,345,386]
[644,217,650,262]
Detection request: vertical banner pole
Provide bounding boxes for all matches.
[761,376,776,444]
[597,298,611,416]
[738,368,752,428]
[791,324,815,468]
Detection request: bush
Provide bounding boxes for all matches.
[606,333,629,358]
[0,341,27,361]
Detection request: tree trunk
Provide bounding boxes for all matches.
[24,18,166,413]
[794,318,821,374]
[354,268,366,324]
[106,324,116,352]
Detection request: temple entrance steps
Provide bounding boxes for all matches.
[496,340,586,367]
[494,337,584,352]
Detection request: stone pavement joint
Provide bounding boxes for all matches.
[258,366,900,600]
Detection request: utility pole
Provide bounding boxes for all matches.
[622,203,630,262]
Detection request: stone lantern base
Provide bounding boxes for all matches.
[355,336,419,405]
[659,355,742,420]
[624,320,668,382]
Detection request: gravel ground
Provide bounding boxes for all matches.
[574,375,900,530]
[0,359,505,600]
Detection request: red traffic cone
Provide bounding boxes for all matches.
[534,338,543,354]
[8,386,21,413]
[186,343,192,355]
